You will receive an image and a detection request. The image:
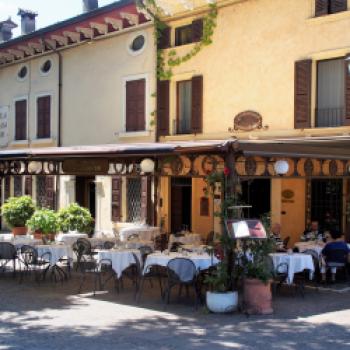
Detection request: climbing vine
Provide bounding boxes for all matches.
[136,0,218,80]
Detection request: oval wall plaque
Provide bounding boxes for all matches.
[232,111,263,132]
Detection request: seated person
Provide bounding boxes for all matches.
[301,221,323,242]
[271,223,285,251]
[320,230,350,283]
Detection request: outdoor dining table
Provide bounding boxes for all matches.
[143,252,219,274]
[119,226,160,242]
[269,252,315,284]
[55,232,88,246]
[294,241,324,257]
[36,244,74,265]
[96,249,141,278]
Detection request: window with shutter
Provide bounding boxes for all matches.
[140,176,152,225]
[15,100,27,141]
[127,178,142,222]
[294,60,312,129]
[37,95,51,139]
[45,176,56,210]
[125,79,145,132]
[315,0,347,16]
[14,176,22,197]
[192,19,203,42]
[175,19,203,46]
[111,176,122,222]
[157,80,170,137]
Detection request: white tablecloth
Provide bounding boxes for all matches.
[88,237,117,248]
[96,249,141,278]
[56,232,88,246]
[0,233,42,247]
[143,252,219,274]
[169,234,202,246]
[36,245,74,265]
[119,226,160,242]
[294,242,324,257]
[270,253,315,284]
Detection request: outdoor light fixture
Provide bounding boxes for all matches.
[274,160,289,176]
[140,158,155,173]
[28,161,42,174]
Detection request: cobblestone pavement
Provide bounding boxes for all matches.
[0,276,349,350]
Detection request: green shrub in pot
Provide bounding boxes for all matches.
[1,196,35,229]
[26,209,58,235]
[57,203,94,233]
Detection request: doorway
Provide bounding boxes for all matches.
[171,177,192,233]
[311,179,342,232]
[241,179,271,219]
[75,176,96,219]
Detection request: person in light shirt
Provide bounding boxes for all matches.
[301,221,324,242]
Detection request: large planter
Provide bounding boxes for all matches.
[12,226,28,236]
[206,291,238,313]
[243,278,273,315]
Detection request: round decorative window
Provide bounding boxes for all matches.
[130,35,145,52]
[17,66,28,80]
[40,59,52,74]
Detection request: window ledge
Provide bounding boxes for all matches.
[308,10,350,25]
[10,140,29,146]
[118,131,151,138]
[31,138,55,144]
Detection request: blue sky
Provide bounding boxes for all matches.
[0,0,117,38]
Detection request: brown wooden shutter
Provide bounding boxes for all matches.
[126,79,145,132]
[315,0,329,16]
[191,75,203,133]
[37,96,51,139]
[330,0,347,13]
[192,19,203,42]
[15,100,27,141]
[157,80,170,137]
[140,176,152,225]
[294,60,312,129]
[158,26,171,49]
[344,54,350,125]
[111,176,122,222]
[45,176,55,209]
[24,176,32,196]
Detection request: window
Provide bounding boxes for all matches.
[175,24,193,46]
[125,79,145,132]
[176,76,203,135]
[17,66,28,80]
[36,176,46,208]
[15,99,27,141]
[175,19,203,46]
[315,0,347,17]
[316,58,344,127]
[177,80,192,134]
[14,176,22,197]
[40,60,52,74]
[37,95,51,139]
[130,35,145,52]
[127,178,141,222]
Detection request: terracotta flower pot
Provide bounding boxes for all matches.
[12,226,28,236]
[33,231,43,240]
[243,278,273,315]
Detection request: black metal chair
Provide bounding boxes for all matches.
[0,242,18,277]
[78,258,114,296]
[302,249,320,282]
[282,236,290,250]
[205,231,215,246]
[73,238,97,271]
[19,245,51,283]
[169,241,184,252]
[163,258,200,309]
[138,245,153,265]
[267,256,289,295]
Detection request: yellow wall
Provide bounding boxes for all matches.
[161,0,350,140]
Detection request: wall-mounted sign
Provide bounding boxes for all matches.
[0,106,9,147]
[62,159,109,175]
[282,189,295,203]
[229,111,263,132]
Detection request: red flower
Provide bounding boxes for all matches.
[223,167,230,176]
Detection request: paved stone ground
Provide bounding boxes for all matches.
[0,274,350,350]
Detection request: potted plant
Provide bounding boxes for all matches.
[57,203,94,234]
[241,216,275,315]
[1,196,35,235]
[26,208,58,241]
[205,235,239,313]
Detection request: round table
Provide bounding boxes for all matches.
[55,232,88,246]
[269,253,315,284]
[143,252,219,274]
[294,242,324,257]
[96,249,141,278]
[36,244,73,265]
